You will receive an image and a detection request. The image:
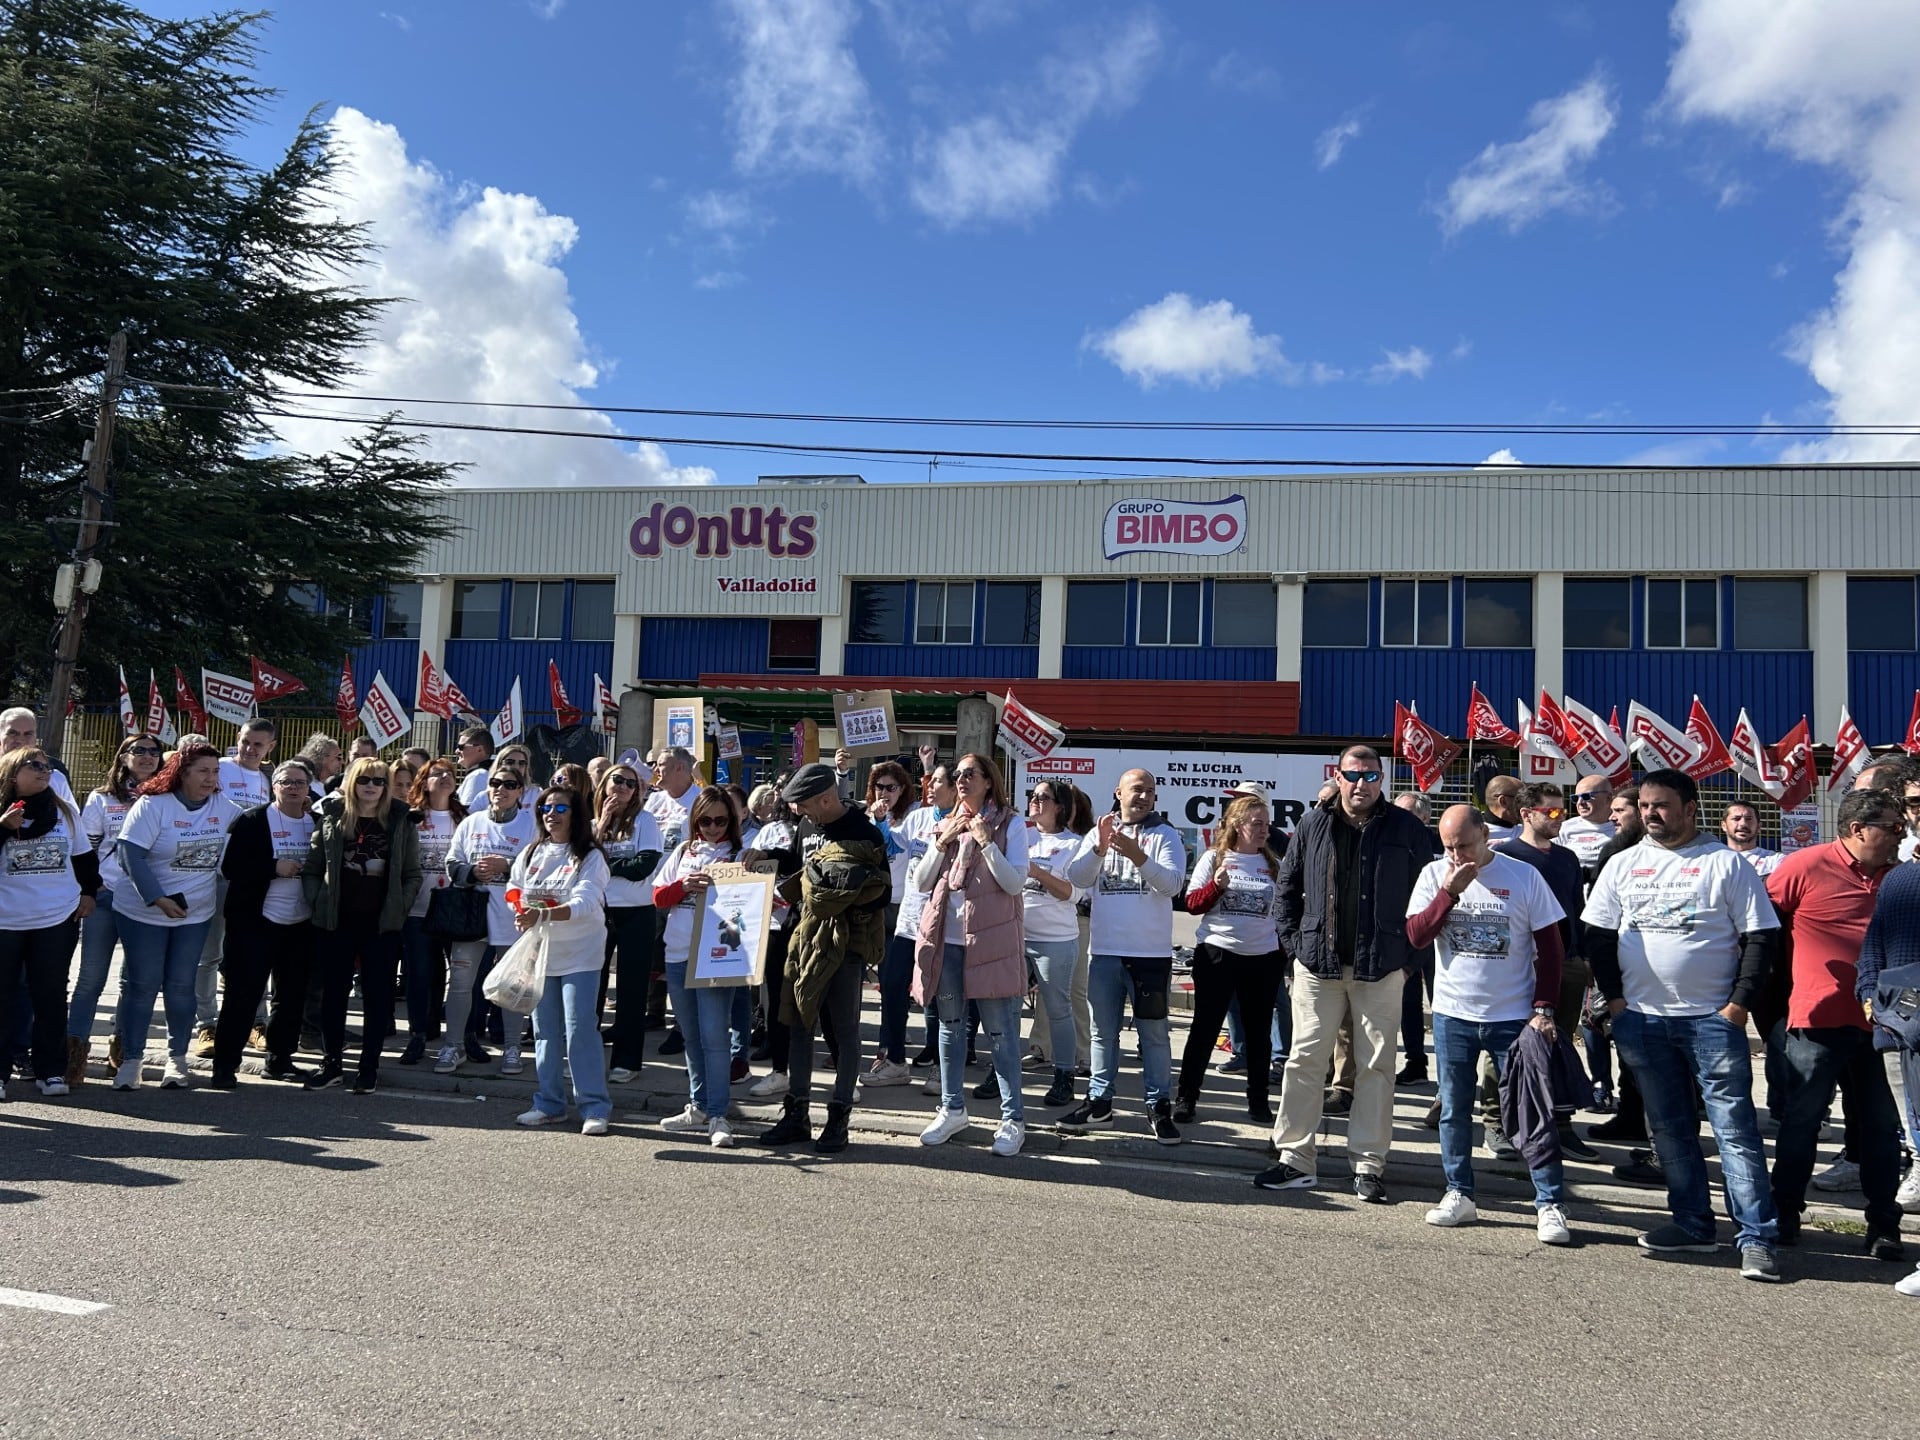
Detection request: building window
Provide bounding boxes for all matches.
[1563,578,1630,649]
[509,581,564,641]
[915,581,974,646]
[1734,577,1807,650]
[768,618,820,672]
[1382,578,1449,648]
[571,581,615,643]
[982,581,1041,646]
[1138,580,1201,646]
[1212,580,1275,647]
[449,581,500,640]
[1646,578,1717,649]
[1462,578,1532,648]
[1065,581,1126,645]
[849,581,907,645]
[1302,579,1368,647]
[1848,576,1917,652]
[382,583,423,641]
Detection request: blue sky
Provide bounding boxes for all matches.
[147,0,1919,485]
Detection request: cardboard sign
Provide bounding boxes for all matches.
[653,697,705,761]
[717,724,743,761]
[685,861,778,988]
[833,689,898,757]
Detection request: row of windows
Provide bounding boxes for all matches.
[449,580,615,643]
[849,579,1278,650]
[851,581,1042,648]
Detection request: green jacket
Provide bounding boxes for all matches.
[301,794,424,933]
[782,834,890,1029]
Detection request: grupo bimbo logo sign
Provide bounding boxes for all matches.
[1102,494,1247,560]
[630,502,818,559]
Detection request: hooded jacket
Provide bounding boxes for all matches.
[300,792,423,934]
[1275,792,1428,982]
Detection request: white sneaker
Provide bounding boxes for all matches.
[581,1116,609,1137]
[1897,1265,1920,1299]
[1894,1168,1920,1211]
[747,1070,788,1098]
[433,1046,461,1075]
[1424,1190,1479,1228]
[991,1118,1025,1157]
[709,1115,737,1149]
[516,1107,565,1127]
[36,1076,69,1098]
[660,1104,709,1134]
[1536,1204,1572,1246]
[160,1056,191,1089]
[112,1058,141,1091]
[861,1058,912,1088]
[919,1107,972,1146]
[609,1066,638,1085]
[1812,1157,1861,1191]
[499,1046,524,1076]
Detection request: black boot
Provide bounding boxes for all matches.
[1041,1068,1075,1107]
[814,1100,851,1154]
[758,1094,812,1147]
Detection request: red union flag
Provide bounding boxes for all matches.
[1394,702,1461,793]
[358,670,409,749]
[1772,717,1815,811]
[1829,706,1870,793]
[1625,701,1695,770]
[335,655,358,729]
[1682,696,1733,781]
[491,677,524,747]
[998,690,1066,762]
[1729,707,1789,796]
[1465,684,1520,746]
[549,661,583,728]
[145,671,167,736]
[117,667,137,733]
[201,667,255,726]
[1903,691,1920,757]
[593,673,620,736]
[173,667,207,733]
[417,649,476,722]
[1533,690,1585,759]
[1561,697,1633,787]
[249,655,307,703]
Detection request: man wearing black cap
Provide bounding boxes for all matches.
[756,762,890,1154]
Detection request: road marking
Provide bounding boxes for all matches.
[0,1288,110,1317]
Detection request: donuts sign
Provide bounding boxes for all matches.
[1103,494,1247,560]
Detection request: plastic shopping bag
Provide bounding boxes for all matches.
[482,928,549,1015]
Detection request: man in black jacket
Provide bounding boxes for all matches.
[1257,743,1429,1203]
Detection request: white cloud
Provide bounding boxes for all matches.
[869,0,949,65]
[1665,0,1920,462]
[1315,111,1365,169]
[530,0,565,16]
[722,0,885,186]
[1088,293,1288,388]
[1369,345,1432,381]
[1439,73,1617,234]
[276,108,714,488]
[377,11,412,32]
[695,270,746,290]
[910,11,1161,227]
[1450,336,1474,360]
[1479,448,1523,466]
[1209,51,1281,96]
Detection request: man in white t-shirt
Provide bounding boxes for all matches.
[1407,805,1571,1244]
[1720,801,1782,878]
[1582,767,1784,1282]
[646,747,697,850]
[1556,774,1616,878]
[193,717,279,1051]
[454,725,496,812]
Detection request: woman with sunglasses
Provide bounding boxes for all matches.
[509,782,613,1135]
[300,756,423,1093]
[1023,779,1092,1109]
[911,753,1032,1156]
[396,760,467,1065]
[651,789,748,1145]
[741,784,797,1097]
[442,765,540,1074]
[110,743,240,1090]
[0,747,99,1098]
[66,734,162,1084]
[853,759,921,1090]
[596,762,663,1083]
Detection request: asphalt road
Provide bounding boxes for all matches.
[1,1081,1912,1440]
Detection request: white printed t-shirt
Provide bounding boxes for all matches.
[1188,848,1281,955]
[0,807,85,930]
[407,808,460,920]
[1023,827,1084,944]
[81,790,132,894]
[1555,817,1616,870]
[260,806,316,925]
[447,807,540,947]
[1410,852,1565,1023]
[217,758,272,812]
[113,792,241,927]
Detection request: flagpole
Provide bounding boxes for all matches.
[1465,681,1476,807]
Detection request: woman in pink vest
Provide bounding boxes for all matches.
[910,752,1031,1156]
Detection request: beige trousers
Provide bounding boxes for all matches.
[1272,963,1406,1179]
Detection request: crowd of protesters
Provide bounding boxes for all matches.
[1,703,1916,1297]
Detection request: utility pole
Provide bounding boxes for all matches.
[41,331,128,759]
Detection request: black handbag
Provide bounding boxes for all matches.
[426,884,489,942]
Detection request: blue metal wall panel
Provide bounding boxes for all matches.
[639,619,769,683]
[1846,653,1920,746]
[1299,648,1533,737]
[1061,647,1276,681]
[348,640,425,708]
[843,644,1039,679]
[441,640,613,716]
[1561,651,1812,737]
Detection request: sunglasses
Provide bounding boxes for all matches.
[953,768,982,782]
[19,758,51,773]
[1904,798,1920,813]
[129,745,163,757]
[538,803,571,815]
[696,814,730,827]
[488,778,523,790]
[1529,806,1567,820]
[1338,769,1382,784]
[872,782,901,794]
[608,775,637,789]
[1573,793,1603,806]
[356,777,388,789]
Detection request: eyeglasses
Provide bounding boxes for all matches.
[1904,797,1920,813]
[696,815,730,828]
[1529,806,1567,820]
[608,775,637,789]
[356,777,388,789]
[1027,790,1055,804]
[19,758,50,773]
[538,803,571,815]
[1855,820,1905,836]
[1573,793,1603,806]
[954,768,981,782]
[129,745,163,757]
[487,778,523,790]
[1338,769,1382,784]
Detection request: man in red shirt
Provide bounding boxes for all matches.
[1765,788,1908,1260]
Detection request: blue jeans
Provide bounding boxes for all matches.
[68,891,120,1039]
[1902,1051,1920,1154]
[878,931,916,1063]
[1088,952,1173,1106]
[1433,1012,1566,1208]
[116,915,211,1060]
[1027,937,1078,1071]
[531,970,611,1122]
[665,960,734,1116]
[399,914,446,1040]
[935,943,1023,1123]
[1613,1008,1778,1248]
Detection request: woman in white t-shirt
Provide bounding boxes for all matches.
[1023,779,1091,1111]
[509,782,613,1135]
[0,747,100,1099]
[1175,795,1285,1126]
[397,759,466,1068]
[596,762,663,1084]
[66,733,162,1085]
[440,767,538,1075]
[110,743,240,1091]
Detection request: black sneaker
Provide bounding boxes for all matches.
[1866,1232,1909,1263]
[910,1044,939,1069]
[265,1057,312,1083]
[350,1073,378,1095]
[972,1074,998,1100]
[305,1062,345,1091]
[1353,1173,1388,1204]
[1253,1162,1316,1191]
[659,1030,686,1056]
[1171,1097,1197,1124]
[1396,1063,1429,1086]
[1739,1243,1783,1283]
[398,1035,426,1066]
[464,1036,491,1065]
[1588,1113,1648,1143]
[1612,1150,1665,1186]
[1557,1123,1600,1161]
[1041,1070,1075,1107]
[1151,1103,1181,1146]
[1248,1101,1275,1125]
[1058,1097,1114,1130]
[1638,1223,1718,1255]
[1323,1088,1353,1116]
[208,1071,239,1090]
